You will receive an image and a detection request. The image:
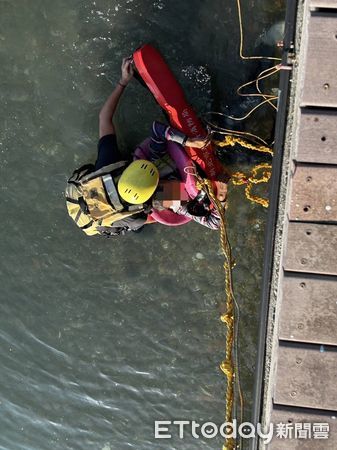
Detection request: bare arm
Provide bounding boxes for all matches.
[184,136,210,148]
[99,57,134,138]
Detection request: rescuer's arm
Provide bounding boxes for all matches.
[184,136,210,148]
[149,121,209,161]
[99,57,134,138]
[153,121,209,148]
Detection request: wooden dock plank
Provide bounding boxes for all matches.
[279,275,337,345]
[270,407,337,449]
[266,1,337,442]
[301,13,337,107]
[289,166,337,222]
[284,223,337,275]
[296,109,337,164]
[311,0,337,8]
[274,345,337,410]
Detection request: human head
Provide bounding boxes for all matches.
[118,159,159,204]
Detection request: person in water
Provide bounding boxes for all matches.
[66,57,228,237]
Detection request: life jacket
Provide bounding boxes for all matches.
[65,162,144,236]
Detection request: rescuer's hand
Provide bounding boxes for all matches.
[185,136,210,149]
[214,180,228,202]
[120,57,134,85]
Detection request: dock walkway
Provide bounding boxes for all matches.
[261,1,337,448]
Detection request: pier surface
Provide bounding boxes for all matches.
[262,0,337,448]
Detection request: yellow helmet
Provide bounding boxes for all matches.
[118,159,159,204]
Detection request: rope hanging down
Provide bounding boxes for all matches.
[195,174,244,450]
[236,0,281,62]
[204,0,282,137]
[195,1,282,447]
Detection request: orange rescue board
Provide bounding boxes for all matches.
[133,44,224,180]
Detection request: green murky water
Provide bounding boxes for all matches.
[0,1,284,449]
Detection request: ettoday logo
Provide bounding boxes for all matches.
[154,420,274,443]
[154,420,330,442]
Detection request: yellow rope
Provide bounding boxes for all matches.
[193,3,278,448]
[254,66,280,111]
[207,96,278,123]
[236,0,281,62]
[237,65,281,113]
[195,176,243,450]
[192,148,272,450]
[193,166,271,449]
[213,135,273,155]
[213,136,272,207]
[205,120,271,147]
[231,163,272,208]
[203,0,282,127]
[195,167,271,447]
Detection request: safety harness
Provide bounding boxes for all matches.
[65,162,144,236]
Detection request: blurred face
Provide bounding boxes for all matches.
[152,181,189,209]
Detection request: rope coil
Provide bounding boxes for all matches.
[213,135,273,208]
[231,163,272,209]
